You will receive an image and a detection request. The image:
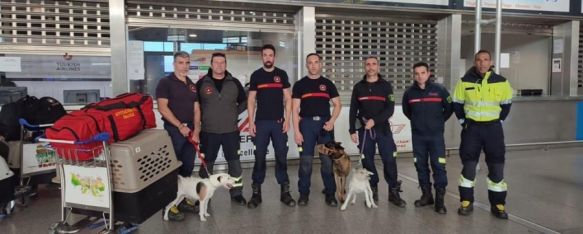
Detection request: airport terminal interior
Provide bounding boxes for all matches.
[0,0,582,233]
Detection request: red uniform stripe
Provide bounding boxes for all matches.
[358,96,386,101]
[257,83,283,89]
[422,97,442,102]
[408,97,442,103]
[301,93,330,99]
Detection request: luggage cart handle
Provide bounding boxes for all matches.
[37,132,111,145]
[19,118,54,129]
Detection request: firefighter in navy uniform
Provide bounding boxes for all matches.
[247,44,296,208]
[453,50,513,219]
[156,51,200,221]
[402,62,453,214]
[348,56,406,207]
[292,53,342,207]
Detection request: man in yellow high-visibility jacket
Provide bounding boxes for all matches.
[452,50,513,219]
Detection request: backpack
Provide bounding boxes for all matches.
[0,96,40,141]
[30,97,67,125]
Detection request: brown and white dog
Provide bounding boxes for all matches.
[318,141,351,203]
[163,173,235,222]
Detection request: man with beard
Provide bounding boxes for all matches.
[247,44,296,208]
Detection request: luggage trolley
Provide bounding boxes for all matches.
[39,132,117,234]
[16,118,57,206]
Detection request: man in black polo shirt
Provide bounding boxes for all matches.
[247,44,296,208]
[349,56,406,208]
[156,51,200,221]
[292,53,342,207]
[194,53,248,206]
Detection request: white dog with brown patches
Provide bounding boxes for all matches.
[163,173,235,221]
[341,168,378,211]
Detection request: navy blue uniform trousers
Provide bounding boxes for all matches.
[358,128,399,188]
[298,118,335,196]
[412,134,448,189]
[251,119,290,185]
[164,122,195,177]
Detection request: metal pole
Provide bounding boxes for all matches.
[474,0,482,53]
[495,0,502,73]
[109,0,128,95]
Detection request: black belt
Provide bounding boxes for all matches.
[467,119,500,124]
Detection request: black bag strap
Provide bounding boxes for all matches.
[136,105,147,130]
[84,94,150,111]
[107,115,120,142]
[93,102,128,111]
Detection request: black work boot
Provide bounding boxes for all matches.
[457,200,473,216]
[247,184,262,209]
[388,180,406,208]
[231,193,247,206]
[434,188,447,214]
[325,194,338,207]
[491,204,508,219]
[414,185,434,207]
[178,199,199,213]
[280,183,296,207]
[371,186,379,202]
[298,194,309,207]
[166,205,185,221]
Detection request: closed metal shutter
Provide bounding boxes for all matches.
[315,15,439,103]
[0,0,109,47]
[126,1,294,31]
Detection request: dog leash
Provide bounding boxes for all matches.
[187,131,211,176]
[357,127,376,168]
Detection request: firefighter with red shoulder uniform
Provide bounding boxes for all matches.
[246,44,296,208]
[349,56,406,207]
[292,53,342,207]
[402,62,453,214]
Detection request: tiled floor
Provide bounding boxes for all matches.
[1,146,582,234]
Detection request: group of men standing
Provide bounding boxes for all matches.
[156,45,513,221]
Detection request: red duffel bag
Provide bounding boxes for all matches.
[82,92,156,142]
[46,93,156,160]
[45,111,106,160]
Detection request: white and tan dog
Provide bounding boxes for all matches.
[164,173,235,221]
[340,168,378,211]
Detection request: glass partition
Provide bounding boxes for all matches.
[1,54,112,105]
[127,27,297,96]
